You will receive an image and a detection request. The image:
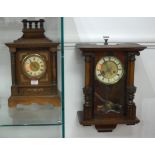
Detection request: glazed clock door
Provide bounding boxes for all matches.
[94,51,127,118]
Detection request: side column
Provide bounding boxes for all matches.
[10,48,18,96]
[127,52,140,120]
[50,47,58,95]
[83,53,94,121]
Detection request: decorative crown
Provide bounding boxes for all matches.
[21,19,45,38]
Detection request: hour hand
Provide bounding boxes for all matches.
[100,70,105,76]
[29,59,32,63]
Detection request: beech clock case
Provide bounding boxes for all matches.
[6,19,60,107]
[77,43,146,132]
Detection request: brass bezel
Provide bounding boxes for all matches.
[22,54,47,79]
[95,56,124,85]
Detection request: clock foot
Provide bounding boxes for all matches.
[78,111,93,126]
[95,124,117,132]
[8,96,60,107]
[83,124,92,126]
[126,117,140,125]
[78,111,116,132]
[126,123,136,125]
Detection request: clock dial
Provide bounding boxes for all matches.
[22,54,46,79]
[95,56,124,85]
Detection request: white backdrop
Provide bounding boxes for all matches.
[64,17,155,137]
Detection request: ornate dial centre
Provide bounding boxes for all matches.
[95,56,124,85]
[22,54,46,79]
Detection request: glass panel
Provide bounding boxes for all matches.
[0,17,64,137]
[60,17,65,138]
[0,98,61,125]
[0,126,62,138]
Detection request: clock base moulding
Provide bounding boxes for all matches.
[78,111,139,132]
[8,96,60,108]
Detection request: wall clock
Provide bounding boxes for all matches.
[77,41,146,132]
[6,19,60,107]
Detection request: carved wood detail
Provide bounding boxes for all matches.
[77,43,146,132]
[5,19,60,107]
[10,53,16,85]
[127,52,140,120]
[83,53,95,120]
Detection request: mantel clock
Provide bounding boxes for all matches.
[6,19,60,107]
[77,41,146,132]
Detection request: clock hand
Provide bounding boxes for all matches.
[103,62,109,73]
[106,62,113,73]
[109,67,114,76]
[104,62,113,77]
[31,62,40,71]
[104,62,108,71]
[101,70,105,76]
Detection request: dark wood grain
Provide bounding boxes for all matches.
[5,19,60,107]
[77,43,146,132]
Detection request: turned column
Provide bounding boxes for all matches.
[9,47,17,85]
[127,52,140,120]
[9,48,18,96]
[83,53,94,120]
[10,53,16,85]
[50,48,57,94]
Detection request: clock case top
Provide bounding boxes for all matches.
[5,19,60,107]
[76,43,146,51]
[77,43,146,132]
[6,19,59,49]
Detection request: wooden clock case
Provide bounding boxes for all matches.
[6,19,60,107]
[77,43,146,132]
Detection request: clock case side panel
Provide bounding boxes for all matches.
[82,52,95,121]
[5,47,17,95]
[126,51,141,124]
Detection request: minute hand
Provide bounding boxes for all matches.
[105,62,111,72]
